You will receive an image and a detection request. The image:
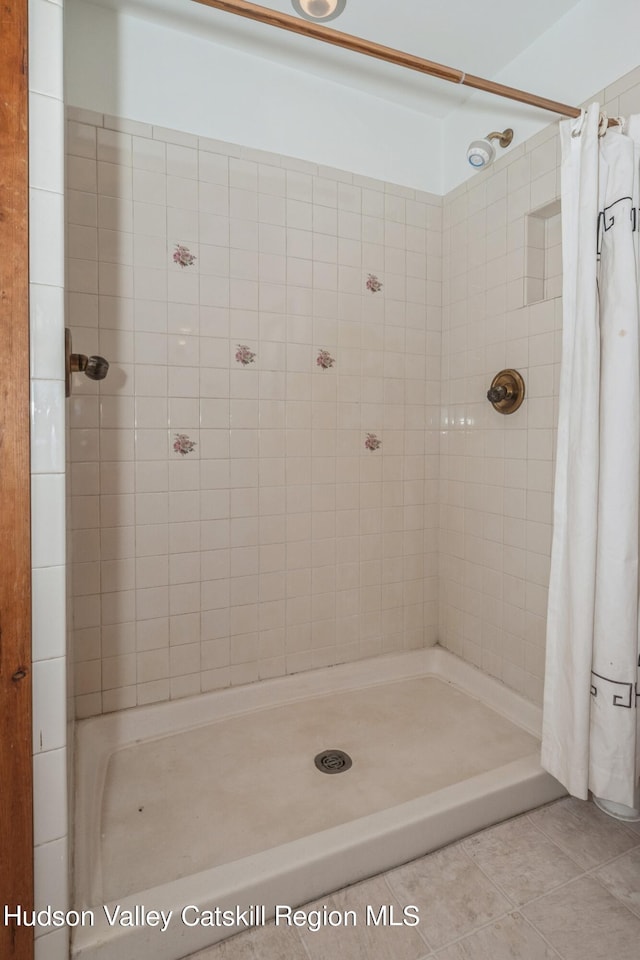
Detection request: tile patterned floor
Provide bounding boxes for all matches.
[185,797,640,960]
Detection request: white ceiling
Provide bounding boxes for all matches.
[97,0,584,118]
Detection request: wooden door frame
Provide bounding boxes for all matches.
[0,1,34,959]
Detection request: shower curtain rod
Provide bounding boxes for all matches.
[193,0,616,125]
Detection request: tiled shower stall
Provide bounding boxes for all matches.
[64,103,572,719]
[27,0,640,955]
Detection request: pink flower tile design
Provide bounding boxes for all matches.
[235,344,256,366]
[365,433,381,451]
[316,349,335,370]
[366,273,383,293]
[173,244,197,268]
[173,433,197,456]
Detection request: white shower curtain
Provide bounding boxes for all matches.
[542,103,640,810]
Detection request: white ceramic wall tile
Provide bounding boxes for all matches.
[32,564,66,661]
[28,0,63,100]
[32,658,67,754]
[32,748,67,846]
[30,0,68,933]
[30,283,65,380]
[31,379,65,474]
[32,474,66,568]
[29,189,64,286]
[34,837,68,914]
[29,92,64,192]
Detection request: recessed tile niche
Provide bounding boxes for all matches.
[525,200,562,304]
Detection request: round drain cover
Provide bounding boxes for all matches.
[314,749,353,774]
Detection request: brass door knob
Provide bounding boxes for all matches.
[487,369,525,414]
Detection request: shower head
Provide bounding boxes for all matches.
[467,128,514,169]
[467,138,495,168]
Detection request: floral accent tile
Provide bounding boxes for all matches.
[173,243,197,268]
[365,433,382,451]
[316,349,335,370]
[235,344,256,366]
[366,273,383,293]
[173,433,197,456]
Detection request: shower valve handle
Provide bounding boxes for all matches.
[71,353,110,381]
[65,328,110,397]
[487,384,509,403]
[487,369,525,415]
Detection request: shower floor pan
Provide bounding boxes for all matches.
[73,646,564,960]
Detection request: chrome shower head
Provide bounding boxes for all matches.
[467,128,514,169]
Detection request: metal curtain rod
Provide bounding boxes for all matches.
[193,0,609,124]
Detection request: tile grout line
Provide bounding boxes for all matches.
[295,920,315,960]
[381,872,434,955]
[480,838,640,926]
[383,842,520,954]
[581,843,640,919]
[457,838,520,910]
[527,804,640,872]
[387,801,638,956]
[516,910,567,960]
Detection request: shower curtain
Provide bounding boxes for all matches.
[542,103,640,810]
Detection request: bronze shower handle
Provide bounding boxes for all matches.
[487,384,509,403]
[65,328,109,397]
[487,369,525,414]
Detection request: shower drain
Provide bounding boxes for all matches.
[314,749,353,774]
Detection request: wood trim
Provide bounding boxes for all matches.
[193,0,586,120]
[0,0,34,958]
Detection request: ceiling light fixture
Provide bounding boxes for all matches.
[290,0,346,23]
